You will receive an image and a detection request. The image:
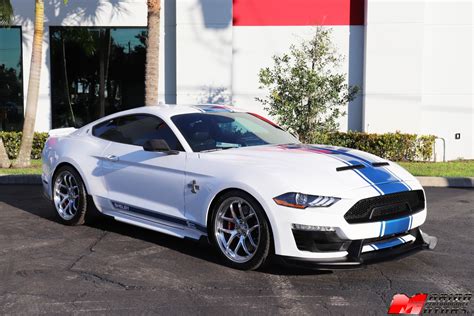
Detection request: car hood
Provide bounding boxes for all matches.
[202,144,417,195]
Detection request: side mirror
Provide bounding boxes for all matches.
[143,139,179,155]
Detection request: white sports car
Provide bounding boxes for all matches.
[42,105,437,270]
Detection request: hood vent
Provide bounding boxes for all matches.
[336,164,365,172]
[372,162,389,167]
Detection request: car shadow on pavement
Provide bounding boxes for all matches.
[1,185,331,276]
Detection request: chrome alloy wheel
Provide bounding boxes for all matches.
[53,170,80,221]
[214,197,261,263]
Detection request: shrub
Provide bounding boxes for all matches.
[257,27,359,143]
[312,131,436,162]
[0,132,48,160]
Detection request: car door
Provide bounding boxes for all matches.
[95,114,187,220]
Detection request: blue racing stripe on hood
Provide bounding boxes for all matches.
[308,145,411,194]
[278,144,410,195]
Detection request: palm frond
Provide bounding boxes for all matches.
[0,0,14,26]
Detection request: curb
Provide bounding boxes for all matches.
[0,174,42,185]
[0,174,473,188]
[416,176,474,188]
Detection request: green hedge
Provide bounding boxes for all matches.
[0,130,436,162]
[0,132,49,160]
[312,131,436,161]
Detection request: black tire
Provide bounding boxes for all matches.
[52,165,88,226]
[209,190,271,270]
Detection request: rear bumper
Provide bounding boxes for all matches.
[277,228,437,269]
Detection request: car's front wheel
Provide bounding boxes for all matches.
[52,166,88,226]
[210,190,271,270]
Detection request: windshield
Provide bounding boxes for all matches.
[171,112,299,152]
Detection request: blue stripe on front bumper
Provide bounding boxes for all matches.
[372,237,405,250]
[381,216,411,236]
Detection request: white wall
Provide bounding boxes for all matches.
[175,0,232,105]
[232,25,365,131]
[364,0,473,160]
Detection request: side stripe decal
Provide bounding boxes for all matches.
[111,201,207,234]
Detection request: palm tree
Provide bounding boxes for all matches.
[145,0,161,106]
[0,0,13,168]
[0,0,13,25]
[12,0,44,168]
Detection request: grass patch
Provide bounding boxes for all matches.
[0,159,42,175]
[399,160,474,177]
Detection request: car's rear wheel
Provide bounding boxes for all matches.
[52,166,88,226]
[210,190,271,270]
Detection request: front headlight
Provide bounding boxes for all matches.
[273,192,340,209]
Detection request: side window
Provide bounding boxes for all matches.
[93,115,183,151]
[92,118,120,141]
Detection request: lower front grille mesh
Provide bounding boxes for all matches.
[344,190,425,224]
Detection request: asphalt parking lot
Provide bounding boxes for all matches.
[0,186,472,315]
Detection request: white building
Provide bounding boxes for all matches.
[0,0,472,160]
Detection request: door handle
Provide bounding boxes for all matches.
[105,154,119,162]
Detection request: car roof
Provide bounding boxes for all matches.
[108,104,243,119]
[75,104,246,134]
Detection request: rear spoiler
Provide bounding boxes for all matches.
[48,127,77,137]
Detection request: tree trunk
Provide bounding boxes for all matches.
[98,29,111,118]
[0,138,11,168]
[61,32,76,126]
[12,0,44,168]
[145,0,161,106]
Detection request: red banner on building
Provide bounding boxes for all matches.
[233,0,365,26]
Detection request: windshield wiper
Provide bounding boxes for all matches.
[200,148,224,153]
[200,146,238,153]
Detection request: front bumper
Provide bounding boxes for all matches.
[277,228,437,269]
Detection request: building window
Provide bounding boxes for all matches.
[0,27,23,131]
[49,27,148,128]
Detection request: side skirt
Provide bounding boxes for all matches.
[101,201,207,241]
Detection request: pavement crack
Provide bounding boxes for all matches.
[320,302,334,316]
[377,267,393,291]
[68,231,108,271]
[373,266,393,305]
[77,271,130,290]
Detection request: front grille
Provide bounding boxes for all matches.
[344,190,425,224]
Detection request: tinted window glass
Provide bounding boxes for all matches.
[50,27,147,128]
[172,112,299,152]
[0,27,23,131]
[93,115,183,150]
